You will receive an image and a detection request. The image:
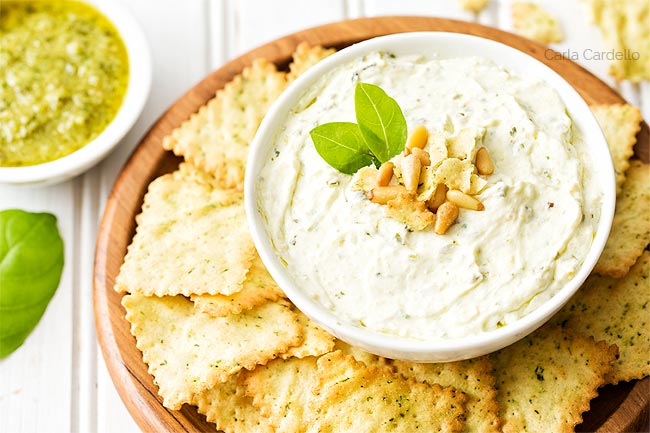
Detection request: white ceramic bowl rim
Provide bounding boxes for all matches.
[0,0,152,184]
[246,32,616,361]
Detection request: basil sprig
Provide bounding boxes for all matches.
[310,82,407,174]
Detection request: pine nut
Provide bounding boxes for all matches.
[376,162,394,187]
[427,184,448,212]
[434,202,459,235]
[475,146,494,175]
[401,154,421,194]
[367,185,407,204]
[406,125,429,150]
[411,147,431,166]
[446,189,485,211]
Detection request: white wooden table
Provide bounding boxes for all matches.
[1,1,647,432]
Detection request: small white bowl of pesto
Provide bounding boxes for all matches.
[0,0,151,185]
[246,32,616,362]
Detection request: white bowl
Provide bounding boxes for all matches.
[0,0,151,185]
[245,32,615,362]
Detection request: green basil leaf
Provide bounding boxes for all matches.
[310,122,377,174]
[0,209,64,358]
[355,82,407,163]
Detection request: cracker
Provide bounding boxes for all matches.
[392,356,501,433]
[511,2,563,44]
[582,0,650,82]
[287,43,336,82]
[191,373,272,433]
[333,339,385,367]
[426,132,449,167]
[192,252,285,317]
[594,160,650,278]
[434,157,475,193]
[446,128,481,161]
[491,325,617,433]
[552,251,650,384]
[590,104,642,193]
[306,351,467,432]
[114,170,255,296]
[122,294,301,409]
[386,193,435,231]
[351,165,379,193]
[243,356,320,433]
[457,0,489,13]
[162,59,287,189]
[282,309,336,359]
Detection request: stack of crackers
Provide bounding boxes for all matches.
[115,43,650,432]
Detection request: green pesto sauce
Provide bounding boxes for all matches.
[0,1,129,166]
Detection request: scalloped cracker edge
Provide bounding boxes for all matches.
[162,59,288,189]
[306,351,467,433]
[122,294,301,410]
[491,325,617,433]
[594,160,650,278]
[114,167,255,296]
[192,251,285,317]
[553,251,650,384]
[287,43,336,82]
[590,104,642,193]
[392,356,501,433]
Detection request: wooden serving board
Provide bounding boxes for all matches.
[94,17,649,433]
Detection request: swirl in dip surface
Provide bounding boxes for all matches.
[257,52,601,340]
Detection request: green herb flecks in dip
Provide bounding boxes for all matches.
[0,1,129,166]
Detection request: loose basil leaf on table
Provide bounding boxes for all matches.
[0,209,64,358]
[310,122,379,174]
[354,82,407,163]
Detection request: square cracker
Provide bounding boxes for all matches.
[392,356,501,433]
[582,0,650,82]
[594,160,650,278]
[122,294,301,410]
[511,2,563,44]
[552,250,650,384]
[590,104,642,193]
[192,251,285,317]
[114,168,255,297]
[287,43,336,82]
[332,339,386,367]
[306,351,467,433]
[242,356,320,433]
[162,59,287,189]
[491,325,617,433]
[191,372,273,433]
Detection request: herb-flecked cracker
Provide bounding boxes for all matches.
[590,104,642,193]
[594,160,650,278]
[282,309,335,359]
[511,2,563,44]
[333,339,385,367]
[553,251,650,384]
[162,59,287,189]
[192,252,285,317]
[191,372,273,433]
[243,356,320,433]
[491,325,617,433]
[306,351,467,433]
[114,170,255,296]
[392,356,501,433]
[122,294,301,410]
[582,0,650,82]
[287,43,336,82]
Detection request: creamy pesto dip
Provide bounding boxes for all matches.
[258,52,601,340]
[0,1,129,167]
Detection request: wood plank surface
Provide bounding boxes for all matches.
[93,16,649,433]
